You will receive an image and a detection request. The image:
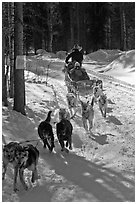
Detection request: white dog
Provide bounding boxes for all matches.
[66,92,77,118]
[79,96,95,132]
[93,85,107,118]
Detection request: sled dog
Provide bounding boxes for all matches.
[98,93,107,118]
[66,92,77,118]
[56,118,73,153]
[38,110,55,152]
[3,142,39,192]
[80,96,95,132]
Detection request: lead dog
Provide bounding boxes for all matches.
[80,96,95,132]
[53,106,76,124]
[59,108,71,121]
[38,110,55,152]
[2,142,39,192]
[56,118,73,153]
[98,93,107,118]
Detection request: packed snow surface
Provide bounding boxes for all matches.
[2,49,135,202]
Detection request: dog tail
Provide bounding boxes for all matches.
[91,96,95,107]
[45,110,52,123]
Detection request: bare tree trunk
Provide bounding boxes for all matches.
[122,9,127,50]
[120,3,127,51]
[8,2,14,98]
[79,3,86,50]
[9,35,14,98]
[49,17,53,52]
[2,3,8,106]
[2,30,8,106]
[76,3,80,44]
[106,17,112,49]
[70,4,74,48]
[47,5,53,52]
[42,30,45,50]
[13,2,26,115]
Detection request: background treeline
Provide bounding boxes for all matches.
[2,2,135,114]
[3,2,135,55]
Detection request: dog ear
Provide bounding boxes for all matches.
[2,144,6,151]
[23,146,29,151]
[25,151,29,157]
[3,144,6,148]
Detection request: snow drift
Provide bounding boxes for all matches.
[84,49,135,85]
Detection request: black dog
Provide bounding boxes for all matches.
[56,118,73,153]
[38,110,55,152]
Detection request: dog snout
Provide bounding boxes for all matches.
[62,131,66,135]
[18,160,22,165]
[7,154,11,159]
[7,152,13,159]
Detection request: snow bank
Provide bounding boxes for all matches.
[99,50,135,84]
[36,49,57,58]
[56,51,67,59]
[104,50,135,72]
[84,49,135,85]
[84,49,122,63]
[36,49,47,55]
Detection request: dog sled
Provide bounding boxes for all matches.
[64,62,103,96]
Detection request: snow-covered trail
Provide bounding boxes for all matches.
[2,60,135,202]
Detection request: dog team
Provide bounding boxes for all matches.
[2,79,107,192]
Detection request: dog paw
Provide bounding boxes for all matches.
[64,148,69,153]
[24,185,28,191]
[69,146,72,150]
[14,187,19,192]
[31,177,35,183]
[49,149,52,153]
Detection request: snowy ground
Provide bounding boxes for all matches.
[2,50,135,202]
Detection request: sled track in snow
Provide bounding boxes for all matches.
[85,68,135,95]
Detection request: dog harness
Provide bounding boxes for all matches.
[68,98,76,108]
[99,95,107,105]
[82,110,90,119]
